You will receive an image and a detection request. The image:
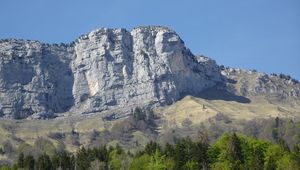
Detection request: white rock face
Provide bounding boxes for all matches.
[72,27,222,114]
[0,26,222,119]
[0,40,74,119]
[221,67,300,100]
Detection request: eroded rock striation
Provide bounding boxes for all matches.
[0,26,222,119]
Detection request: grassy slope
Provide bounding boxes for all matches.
[0,93,299,160]
[159,95,300,130]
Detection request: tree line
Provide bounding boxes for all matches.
[0,132,300,170]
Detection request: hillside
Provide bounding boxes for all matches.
[0,27,300,163]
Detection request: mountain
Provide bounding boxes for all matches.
[0,26,300,162]
[1,26,299,120]
[0,26,223,119]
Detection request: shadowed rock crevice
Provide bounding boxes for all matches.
[40,47,74,113]
[197,85,251,103]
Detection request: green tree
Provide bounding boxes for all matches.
[272,117,281,142]
[52,151,75,170]
[36,153,53,170]
[225,133,244,169]
[0,166,14,170]
[133,107,146,122]
[184,160,199,170]
[24,154,35,170]
[164,143,175,157]
[93,146,108,163]
[293,144,300,167]
[265,155,277,170]
[227,133,243,163]
[76,147,91,170]
[193,140,209,169]
[144,141,161,155]
[108,146,131,170]
[129,154,151,170]
[51,154,59,170]
[147,150,174,170]
[17,152,24,168]
[249,146,264,170]
[0,147,4,155]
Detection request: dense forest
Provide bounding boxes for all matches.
[0,132,300,170]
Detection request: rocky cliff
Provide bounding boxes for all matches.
[220,67,300,107]
[0,26,223,119]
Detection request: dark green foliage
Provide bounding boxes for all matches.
[24,154,35,170]
[226,133,243,166]
[75,146,109,170]
[250,146,264,170]
[0,148,4,155]
[36,153,53,170]
[51,151,75,170]
[76,147,91,170]
[17,152,24,168]
[133,107,146,122]
[2,133,300,170]
[115,144,123,155]
[278,138,290,151]
[293,144,300,167]
[172,137,209,170]
[265,156,277,170]
[272,117,281,142]
[164,143,175,157]
[144,141,161,155]
[92,146,108,162]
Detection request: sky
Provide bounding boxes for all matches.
[0,0,299,80]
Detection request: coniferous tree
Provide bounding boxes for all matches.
[265,156,277,170]
[36,153,53,170]
[250,147,265,170]
[51,154,59,170]
[17,152,24,168]
[133,107,146,122]
[278,138,290,152]
[92,146,108,168]
[174,138,193,170]
[164,143,175,157]
[193,140,209,170]
[272,117,281,142]
[0,147,4,155]
[144,141,161,155]
[24,154,35,170]
[52,151,75,170]
[293,144,300,167]
[226,133,244,169]
[76,147,91,170]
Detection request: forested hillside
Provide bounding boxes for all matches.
[1,133,300,170]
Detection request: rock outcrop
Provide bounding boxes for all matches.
[221,67,300,106]
[0,40,74,119]
[1,26,299,119]
[0,26,222,119]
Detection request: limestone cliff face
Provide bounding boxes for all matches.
[72,27,222,114]
[221,67,300,106]
[0,40,74,119]
[0,26,222,119]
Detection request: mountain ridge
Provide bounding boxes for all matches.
[0,26,222,119]
[0,26,299,120]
